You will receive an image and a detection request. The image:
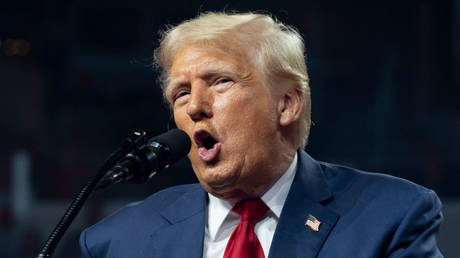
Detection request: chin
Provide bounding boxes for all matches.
[198,167,240,191]
[208,185,254,203]
[200,171,236,189]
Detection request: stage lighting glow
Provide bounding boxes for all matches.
[2,39,31,56]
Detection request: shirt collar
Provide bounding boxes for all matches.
[206,153,298,240]
[261,152,297,218]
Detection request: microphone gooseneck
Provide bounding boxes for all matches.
[37,129,191,258]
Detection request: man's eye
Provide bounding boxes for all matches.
[216,78,232,85]
[174,90,190,101]
[213,78,234,90]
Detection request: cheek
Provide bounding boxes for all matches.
[216,94,277,143]
[173,109,188,128]
[173,110,195,141]
[214,95,250,132]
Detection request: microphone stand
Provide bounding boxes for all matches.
[37,130,148,258]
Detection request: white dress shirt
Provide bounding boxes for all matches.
[203,153,298,258]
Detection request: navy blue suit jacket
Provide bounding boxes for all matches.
[80,150,443,257]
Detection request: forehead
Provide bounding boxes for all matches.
[170,43,252,78]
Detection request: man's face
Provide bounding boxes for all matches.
[166,43,285,201]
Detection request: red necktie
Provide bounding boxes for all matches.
[223,198,269,258]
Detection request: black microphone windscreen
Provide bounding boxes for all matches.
[152,129,191,162]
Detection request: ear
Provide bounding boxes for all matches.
[278,87,304,127]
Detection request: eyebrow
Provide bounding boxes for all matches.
[197,64,238,79]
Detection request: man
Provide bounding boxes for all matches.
[80,12,443,257]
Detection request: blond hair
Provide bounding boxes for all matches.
[154,12,311,148]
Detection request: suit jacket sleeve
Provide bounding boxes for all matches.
[385,189,443,257]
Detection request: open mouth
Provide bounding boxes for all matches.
[194,130,218,149]
[194,130,221,162]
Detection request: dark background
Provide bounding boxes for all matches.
[1,0,459,257]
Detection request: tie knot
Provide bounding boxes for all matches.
[232,198,269,223]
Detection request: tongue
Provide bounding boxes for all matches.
[198,142,221,162]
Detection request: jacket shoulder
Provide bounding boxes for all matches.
[80,183,203,257]
[317,161,443,256]
[88,183,202,229]
[318,161,439,204]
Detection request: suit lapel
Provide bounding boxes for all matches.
[268,151,339,258]
[142,186,207,258]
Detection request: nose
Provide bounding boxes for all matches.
[186,82,213,121]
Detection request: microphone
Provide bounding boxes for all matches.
[96,129,191,190]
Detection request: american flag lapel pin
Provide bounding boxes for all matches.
[305,214,321,232]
